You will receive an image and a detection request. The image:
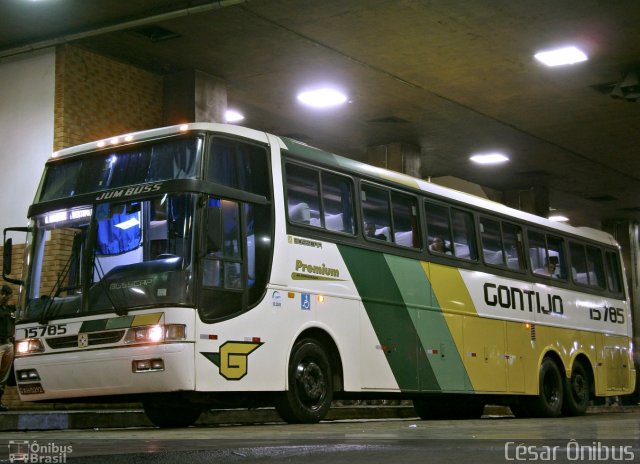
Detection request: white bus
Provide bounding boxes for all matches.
[4,123,635,426]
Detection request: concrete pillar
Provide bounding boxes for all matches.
[163,69,227,124]
[603,219,640,401]
[503,186,549,218]
[366,143,421,178]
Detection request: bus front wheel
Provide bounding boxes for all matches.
[276,338,333,423]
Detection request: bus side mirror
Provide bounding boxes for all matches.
[3,226,29,285]
[3,238,12,275]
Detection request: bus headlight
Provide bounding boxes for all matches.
[15,339,45,355]
[125,324,186,344]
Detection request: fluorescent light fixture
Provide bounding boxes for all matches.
[534,46,588,67]
[548,215,569,222]
[297,88,347,108]
[225,109,245,123]
[469,152,510,165]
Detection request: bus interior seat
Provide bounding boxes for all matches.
[376,226,390,241]
[483,249,503,264]
[453,243,470,259]
[289,202,310,224]
[325,213,344,231]
[507,257,521,269]
[394,230,413,247]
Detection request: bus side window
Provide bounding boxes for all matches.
[321,172,355,234]
[451,209,477,260]
[362,185,391,241]
[569,242,589,285]
[391,192,420,248]
[502,222,524,270]
[425,201,452,255]
[480,217,505,265]
[605,251,623,293]
[285,164,321,227]
[585,245,606,289]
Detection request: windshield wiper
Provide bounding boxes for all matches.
[93,256,128,316]
[39,252,75,325]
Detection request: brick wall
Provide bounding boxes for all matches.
[1,45,165,410]
[54,44,163,150]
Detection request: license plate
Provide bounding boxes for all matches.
[18,383,45,395]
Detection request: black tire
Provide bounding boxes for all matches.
[525,357,564,418]
[143,400,202,428]
[276,339,333,423]
[414,396,485,420]
[562,361,590,416]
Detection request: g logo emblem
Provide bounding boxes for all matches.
[219,341,262,380]
[201,341,263,381]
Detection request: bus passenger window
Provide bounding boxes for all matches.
[451,209,477,260]
[529,231,565,279]
[569,242,589,285]
[502,223,524,270]
[285,164,320,227]
[425,201,453,255]
[585,246,606,288]
[480,218,504,265]
[362,185,391,241]
[391,192,420,248]
[605,251,623,293]
[322,172,355,234]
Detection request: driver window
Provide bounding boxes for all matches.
[200,197,244,320]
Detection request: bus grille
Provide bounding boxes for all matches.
[46,330,126,349]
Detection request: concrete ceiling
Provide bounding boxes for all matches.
[2,0,640,228]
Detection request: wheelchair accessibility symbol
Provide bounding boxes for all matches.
[301,293,311,310]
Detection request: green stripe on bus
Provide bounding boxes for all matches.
[384,255,472,392]
[337,245,438,392]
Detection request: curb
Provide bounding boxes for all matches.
[0,405,638,431]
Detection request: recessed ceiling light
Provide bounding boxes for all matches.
[225,109,245,123]
[469,152,510,165]
[534,46,588,67]
[548,215,569,222]
[297,88,347,108]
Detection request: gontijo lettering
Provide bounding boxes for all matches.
[484,282,564,315]
[295,259,340,278]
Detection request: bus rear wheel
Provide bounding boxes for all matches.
[522,357,564,418]
[276,338,333,423]
[143,399,202,428]
[562,361,590,416]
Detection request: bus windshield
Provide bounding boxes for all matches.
[22,193,196,321]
